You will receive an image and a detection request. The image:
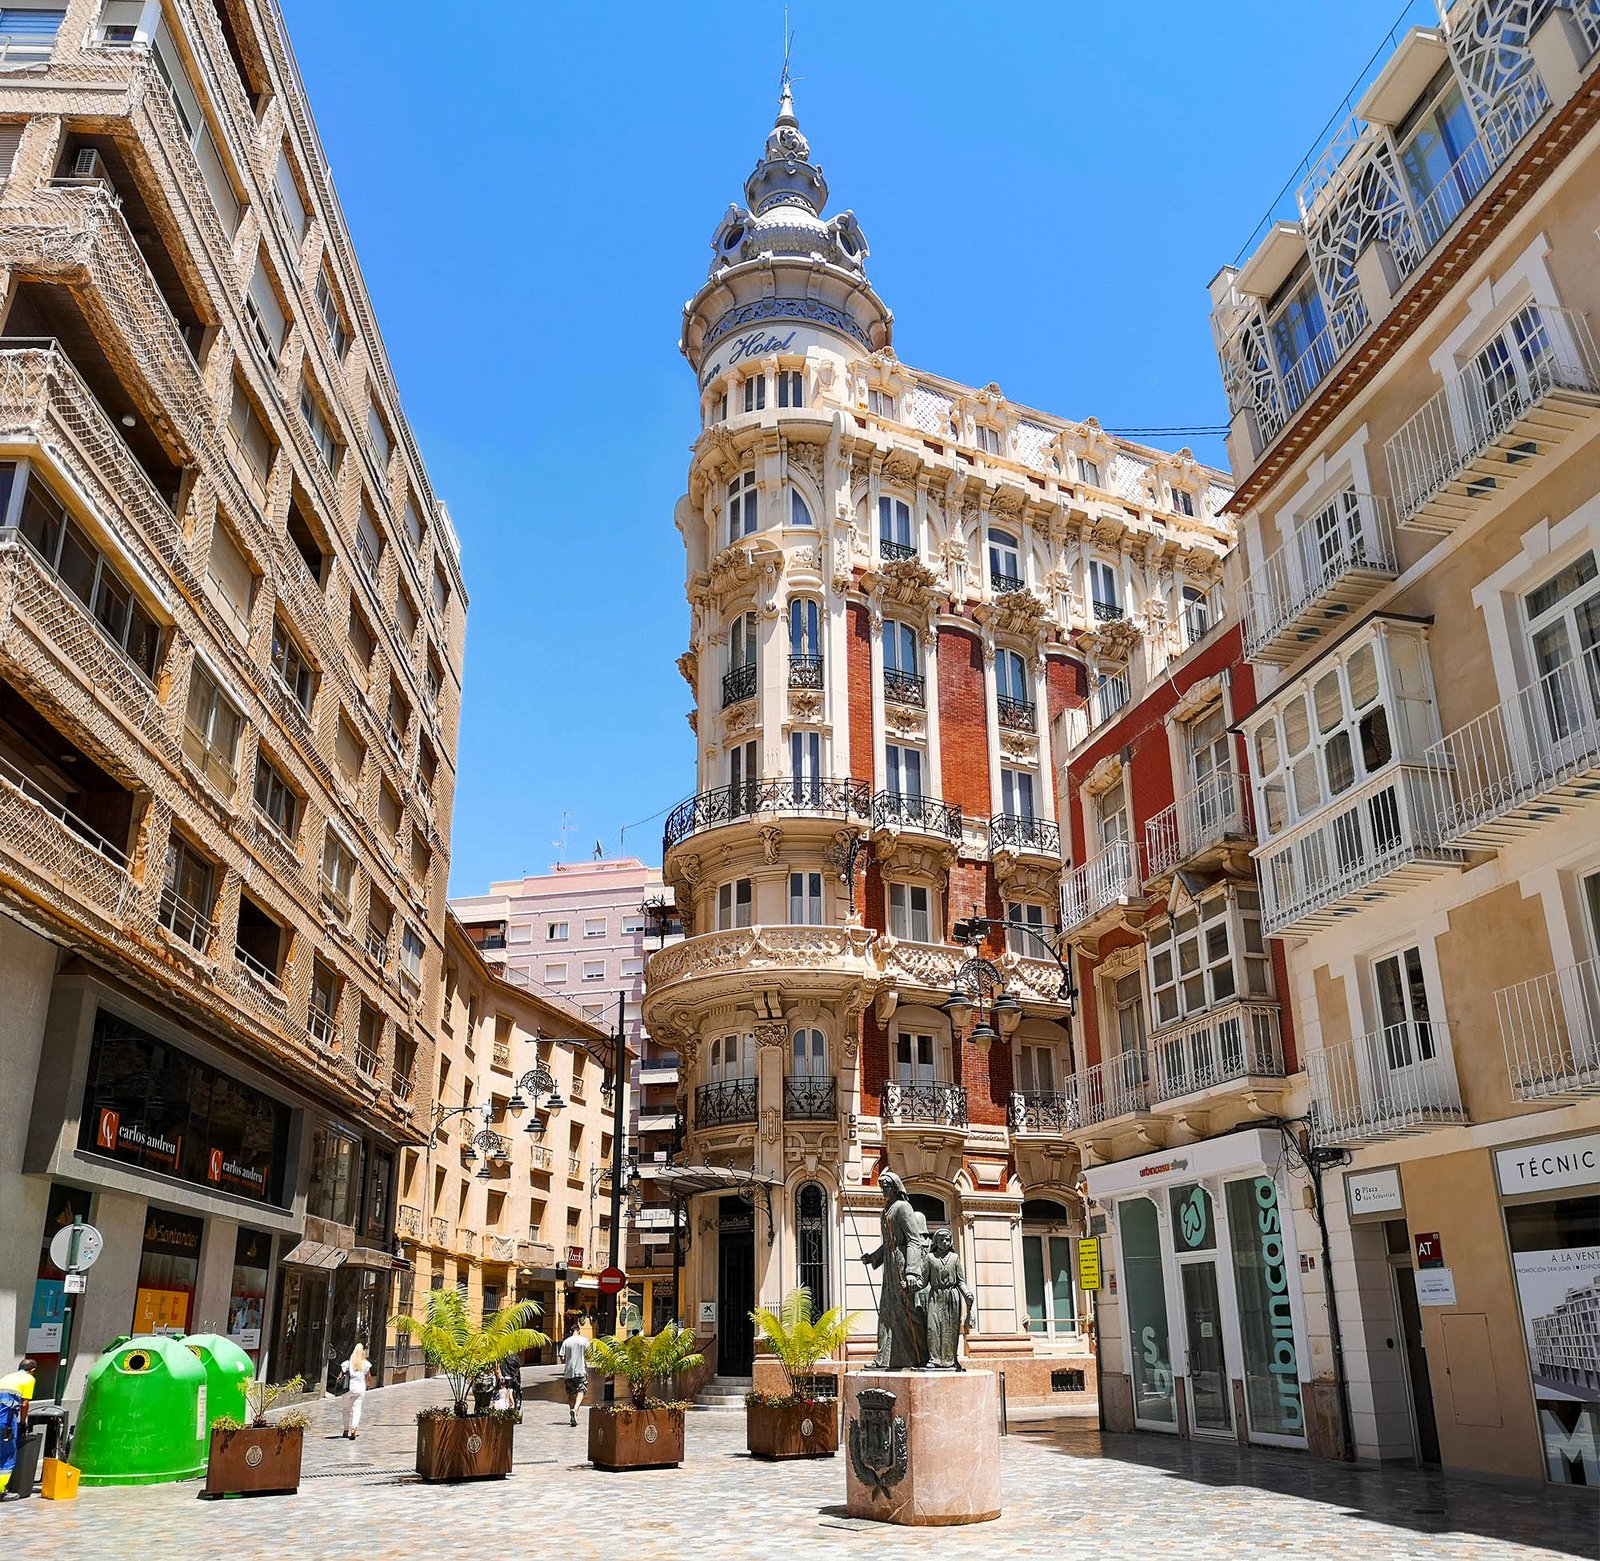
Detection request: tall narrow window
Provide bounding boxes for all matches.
[988,529,1022,592]
[183,665,242,792]
[1006,901,1048,957]
[1089,558,1121,619]
[789,487,813,526]
[299,382,338,471]
[742,374,766,413]
[161,834,215,950]
[776,369,803,408]
[796,1183,828,1310]
[885,742,923,800]
[789,871,824,924]
[274,146,308,241]
[889,882,932,942]
[883,620,921,705]
[1373,947,1436,1070]
[878,496,914,558]
[315,268,350,357]
[724,611,757,708]
[789,597,820,657]
[895,1031,935,1083]
[727,470,758,545]
[253,753,299,838]
[1522,550,1600,745]
[790,729,821,803]
[1000,767,1036,821]
[717,879,753,930]
[244,254,287,369]
[271,618,316,713]
[728,739,758,814]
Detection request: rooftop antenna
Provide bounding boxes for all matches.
[553,810,574,865]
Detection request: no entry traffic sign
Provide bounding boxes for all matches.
[597,1266,626,1295]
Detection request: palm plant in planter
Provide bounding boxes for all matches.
[586,1324,705,1470]
[746,1287,859,1459]
[202,1376,307,1498]
[391,1289,546,1482]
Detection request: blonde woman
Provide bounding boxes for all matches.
[340,1340,372,1438]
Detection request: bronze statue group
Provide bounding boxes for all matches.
[861,1171,977,1371]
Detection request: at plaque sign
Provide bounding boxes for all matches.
[1346,1168,1403,1217]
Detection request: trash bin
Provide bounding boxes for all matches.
[27,1403,68,1462]
[73,1335,208,1486]
[181,1334,254,1429]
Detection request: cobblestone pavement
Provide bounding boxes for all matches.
[5,1368,1596,1560]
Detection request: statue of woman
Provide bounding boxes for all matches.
[861,1171,929,1370]
[922,1229,976,1370]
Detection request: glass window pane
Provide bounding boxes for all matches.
[1225,1177,1305,1437]
[1022,1235,1046,1334]
[1118,1198,1176,1423]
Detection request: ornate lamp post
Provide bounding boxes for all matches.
[505,1061,564,1135]
[941,915,1076,1054]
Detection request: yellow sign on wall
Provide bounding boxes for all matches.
[132,1287,190,1337]
[1077,1237,1102,1292]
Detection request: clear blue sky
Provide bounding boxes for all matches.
[278,0,1423,894]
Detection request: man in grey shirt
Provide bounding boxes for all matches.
[558,1320,591,1426]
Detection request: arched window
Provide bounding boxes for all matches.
[796,1182,828,1311]
[909,1191,948,1228]
[727,470,757,545]
[792,1028,827,1077]
[988,529,1022,591]
[790,487,813,526]
[711,1033,753,1082]
[789,597,821,659]
[1021,1199,1077,1341]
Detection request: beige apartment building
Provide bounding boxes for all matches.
[642,82,1231,1400]
[0,0,466,1397]
[453,857,685,1333]
[1211,0,1600,1485]
[388,913,615,1377]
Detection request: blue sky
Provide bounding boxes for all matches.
[278,0,1426,894]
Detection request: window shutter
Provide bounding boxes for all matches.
[0,123,22,178]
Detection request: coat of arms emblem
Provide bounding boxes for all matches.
[848,1387,908,1499]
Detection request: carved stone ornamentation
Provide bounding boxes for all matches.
[759,824,783,864]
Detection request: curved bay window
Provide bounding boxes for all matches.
[796,1182,829,1311]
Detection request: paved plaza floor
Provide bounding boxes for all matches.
[5,1367,1596,1559]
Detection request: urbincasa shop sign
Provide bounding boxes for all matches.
[1228,1175,1305,1437]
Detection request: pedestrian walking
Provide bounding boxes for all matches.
[558,1319,591,1427]
[340,1340,372,1438]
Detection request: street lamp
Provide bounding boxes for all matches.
[506,1062,565,1135]
[941,916,1077,1055]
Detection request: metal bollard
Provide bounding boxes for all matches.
[998,1369,1008,1436]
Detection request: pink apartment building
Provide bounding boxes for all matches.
[452,857,684,1328]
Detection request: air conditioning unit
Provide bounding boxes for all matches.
[72,148,109,183]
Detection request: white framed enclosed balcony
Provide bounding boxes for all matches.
[1248,621,1462,935]
[1149,1002,1286,1106]
[1242,489,1398,666]
[1385,303,1600,534]
[1495,956,1600,1101]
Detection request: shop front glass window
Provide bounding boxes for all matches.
[1119,1196,1176,1424]
[1225,1176,1306,1439]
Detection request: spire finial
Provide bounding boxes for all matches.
[777,12,797,127]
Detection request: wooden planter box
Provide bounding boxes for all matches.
[746,1398,840,1459]
[202,1425,304,1498]
[587,1405,685,1470]
[415,1415,514,1482]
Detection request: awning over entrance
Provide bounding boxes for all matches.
[279,1240,347,1271]
[650,1165,782,1198]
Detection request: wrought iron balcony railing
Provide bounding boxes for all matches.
[989,812,1061,856]
[1063,1053,1152,1126]
[1092,600,1124,623]
[1091,670,1130,727]
[991,570,1025,595]
[1008,1090,1080,1134]
[882,1081,968,1128]
[783,1076,837,1121]
[879,538,918,562]
[883,668,925,707]
[788,652,824,689]
[1149,1001,1285,1104]
[1144,769,1252,880]
[1307,1022,1466,1147]
[1427,641,1600,847]
[1242,491,1397,665]
[695,1078,758,1128]
[996,695,1035,732]
[1495,957,1600,1103]
[722,661,757,708]
[663,775,871,851]
[872,790,962,842]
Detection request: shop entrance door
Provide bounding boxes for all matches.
[1388,1220,1441,1464]
[717,1196,755,1378]
[1179,1259,1234,1436]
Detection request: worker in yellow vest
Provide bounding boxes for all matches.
[0,1358,37,1495]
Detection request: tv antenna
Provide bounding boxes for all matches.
[553,810,574,864]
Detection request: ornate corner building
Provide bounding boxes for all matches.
[0,1,465,1395]
[641,84,1233,1399]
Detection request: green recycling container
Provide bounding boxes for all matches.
[74,1335,208,1485]
[181,1333,254,1429]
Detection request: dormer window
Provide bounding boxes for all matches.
[1078,455,1102,487]
[742,375,766,413]
[1172,487,1196,518]
[777,369,804,408]
[868,388,894,418]
[976,425,1003,456]
[727,470,757,545]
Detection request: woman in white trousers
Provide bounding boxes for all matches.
[341,1342,372,1438]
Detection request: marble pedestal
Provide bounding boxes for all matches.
[842,1370,1001,1526]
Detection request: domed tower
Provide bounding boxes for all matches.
[648,82,1111,1396]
